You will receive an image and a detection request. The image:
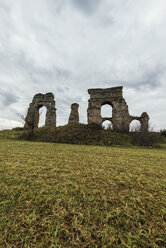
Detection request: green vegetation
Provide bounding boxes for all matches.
[0,129,23,140]
[32,123,131,146]
[160,129,166,138]
[0,138,166,247]
[0,123,163,147]
[21,123,162,147]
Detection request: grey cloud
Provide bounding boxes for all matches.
[126,64,165,90]
[48,0,68,14]
[55,68,72,79]
[56,87,65,93]
[71,0,101,14]
[56,86,70,93]
[0,1,10,12]
[56,95,81,107]
[28,67,72,85]
[6,50,72,86]
[0,92,18,106]
[140,65,165,88]
[99,15,114,27]
[0,0,166,129]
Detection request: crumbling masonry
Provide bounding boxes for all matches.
[24,86,149,132]
[68,103,79,124]
[87,86,149,132]
[24,93,56,129]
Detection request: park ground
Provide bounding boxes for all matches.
[0,135,166,247]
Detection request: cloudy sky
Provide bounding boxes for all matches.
[0,0,166,130]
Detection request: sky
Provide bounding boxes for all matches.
[0,0,166,130]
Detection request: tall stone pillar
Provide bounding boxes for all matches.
[68,103,79,124]
[140,112,149,132]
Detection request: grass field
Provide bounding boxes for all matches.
[0,139,166,247]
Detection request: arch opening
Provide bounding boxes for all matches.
[38,106,47,127]
[102,120,113,130]
[101,103,112,118]
[130,120,141,132]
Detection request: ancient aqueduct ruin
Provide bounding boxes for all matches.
[24,86,149,132]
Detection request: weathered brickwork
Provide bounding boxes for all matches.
[24,87,149,132]
[87,87,149,132]
[24,93,56,129]
[68,103,79,124]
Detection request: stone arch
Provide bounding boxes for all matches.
[101,100,113,107]
[101,101,113,118]
[130,112,149,132]
[102,120,113,130]
[87,87,150,133]
[129,119,141,132]
[38,105,47,127]
[24,93,56,129]
[87,87,130,132]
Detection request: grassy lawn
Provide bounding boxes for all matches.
[0,139,166,247]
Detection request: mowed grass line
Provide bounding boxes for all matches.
[0,140,166,248]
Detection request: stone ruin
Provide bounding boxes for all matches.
[24,93,56,129]
[68,103,79,124]
[87,86,149,132]
[24,86,149,132]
